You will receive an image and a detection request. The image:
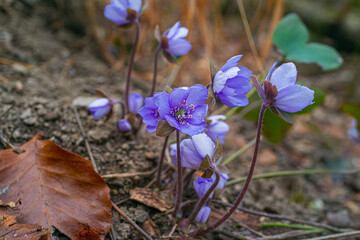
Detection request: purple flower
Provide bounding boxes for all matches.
[169,143,177,166]
[104,0,142,25]
[195,206,211,223]
[118,119,132,132]
[157,85,208,136]
[128,92,144,114]
[348,119,360,144]
[160,21,191,56]
[206,115,230,144]
[213,55,253,107]
[180,133,215,169]
[137,92,161,132]
[263,62,314,113]
[193,172,229,199]
[87,98,112,120]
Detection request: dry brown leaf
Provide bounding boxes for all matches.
[0,223,49,240]
[0,135,112,240]
[141,219,159,237]
[130,187,171,212]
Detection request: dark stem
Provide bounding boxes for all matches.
[149,47,161,97]
[188,170,220,224]
[195,103,267,237]
[183,170,195,191]
[173,131,183,217]
[124,22,140,112]
[156,135,170,185]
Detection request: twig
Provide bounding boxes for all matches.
[102,168,156,179]
[214,229,249,240]
[237,0,264,71]
[168,223,177,237]
[73,106,98,173]
[304,230,360,240]
[112,201,153,240]
[226,169,360,186]
[0,130,24,154]
[212,200,346,233]
[211,207,264,237]
[254,229,324,240]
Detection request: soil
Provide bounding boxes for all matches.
[0,1,359,240]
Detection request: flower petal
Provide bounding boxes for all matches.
[104,5,129,25]
[128,0,142,13]
[274,85,315,113]
[186,84,208,106]
[169,88,189,108]
[217,86,249,107]
[213,67,240,93]
[186,104,208,125]
[195,206,211,223]
[270,62,297,91]
[207,115,226,122]
[206,120,229,144]
[220,55,242,72]
[181,139,203,169]
[128,92,144,113]
[157,92,171,119]
[146,125,157,133]
[164,21,181,39]
[166,39,192,56]
[192,133,215,159]
[173,27,189,39]
[180,121,207,136]
[165,115,180,130]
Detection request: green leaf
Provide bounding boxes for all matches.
[273,13,343,71]
[287,43,343,71]
[342,103,360,131]
[262,109,292,144]
[273,13,309,55]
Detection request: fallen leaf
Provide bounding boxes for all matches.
[0,135,112,240]
[130,187,171,212]
[0,223,49,240]
[141,219,159,237]
[0,201,20,227]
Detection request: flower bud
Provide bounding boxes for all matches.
[195,206,211,223]
[118,119,132,132]
[87,98,112,120]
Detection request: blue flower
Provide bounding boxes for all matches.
[160,21,191,56]
[348,119,360,144]
[137,92,161,132]
[193,173,229,199]
[157,85,208,136]
[118,119,132,132]
[195,206,211,223]
[128,92,144,114]
[206,115,230,144]
[104,0,142,25]
[180,133,215,169]
[264,62,314,113]
[87,98,112,120]
[213,55,253,107]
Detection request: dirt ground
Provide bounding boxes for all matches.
[0,1,359,239]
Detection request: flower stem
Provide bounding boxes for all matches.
[124,22,140,112]
[188,170,220,224]
[173,131,183,217]
[149,47,161,97]
[195,103,267,237]
[156,135,170,185]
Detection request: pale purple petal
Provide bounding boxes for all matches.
[165,115,180,129]
[118,119,131,132]
[129,92,144,113]
[169,143,177,166]
[213,67,239,93]
[173,27,189,39]
[169,88,189,107]
[87,98,111,120]
[220,55,242,72]
[192,133,215,159]
[206,118,229,144]
[186,105,208,125]
[217,87,249,107]
[207,115,226,122]
[146,125,156,133]
[216,173,229,189]
[195,206,211,223]
[186,84,208,106]
[193,177,215,198]
[104,5,129,25]
[164,21,181,39]
[128,0,142,13]
[274,85,314,113]
[166,39,192,56]
[181,139,203,169]
[110,0,128,10]
[158,92,171,119]
[270,62,297,91]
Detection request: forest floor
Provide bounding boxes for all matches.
[0,2,359,239]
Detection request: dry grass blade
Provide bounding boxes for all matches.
[0,135,112,240]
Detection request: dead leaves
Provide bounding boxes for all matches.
[130,187,171,212]
[0,135,112,240]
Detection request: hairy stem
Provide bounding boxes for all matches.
[149,47,161,97]
[124,22,140,112]
[188,170,220,224]
[156,135,170,185]
[173,131,183,217]
[195,103,267,237]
